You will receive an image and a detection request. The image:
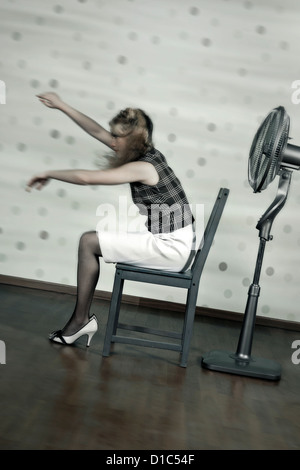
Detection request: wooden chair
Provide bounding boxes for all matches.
[102,188,229,367]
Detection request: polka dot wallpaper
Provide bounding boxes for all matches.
[1,0,300,322]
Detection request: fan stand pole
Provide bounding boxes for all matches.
[202,169,292,381]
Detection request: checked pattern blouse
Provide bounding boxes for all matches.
[130,148,194,234]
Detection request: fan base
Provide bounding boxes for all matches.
[201,350,281,381]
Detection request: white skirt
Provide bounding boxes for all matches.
[97,224,196,272]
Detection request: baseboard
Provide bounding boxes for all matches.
[1,274,299,332]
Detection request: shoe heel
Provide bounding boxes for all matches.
[87,330,96,347]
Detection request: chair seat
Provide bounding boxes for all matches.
[116,263,193,280]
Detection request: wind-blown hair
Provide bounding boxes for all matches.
[105,108,154,168]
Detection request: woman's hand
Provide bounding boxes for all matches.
[26,173,50,192]
[36,92,63,109]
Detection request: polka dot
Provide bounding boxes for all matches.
[246,216,255,226]
[58,237,67,246]
[82,61,91,70]
[30,79,40,88]
[283,224,292,233]
[224,289,233,299]
[261,52,271,62]
[35,16,45,26]
[279,41,289,51]
[189,6,200,15]
[287,313,295,321]
[38,207,48,216]
[238,242,246,251]
[17,59,27,69]
[43,156,53,165]
[53,5,64,14]
[220,179,229,187]
[128,32,138,41]
[12,32,22,41]
[219,262,228,271]
[256,25,266,34]
[50,50,60,59]
[186,169,194,178]
[33,117,43,126]
[210,148,219,157]
[106,101,115,110]
[151,36,161,45]
[57,189,66,197]
[49,79,59,88]
[0,254,7,262]
[181,32,190,41]
[35,269,44,278]
[114,16,123,26]
[71,201,80,210]
[201,38,211,47]
[244,96,253,105]
[16,241,26,251]
[207,123,216,132]
[169,107,178,116]
[118,55,127,65]
[17,143,27,152]
[70,159,78,168]
[50,129,60,139]
[39,231,49,240]
[266,267,274,276]
[98,41,108,50]
[238,68,247,76]
[284,273,293,282]
[244,1,253,9]
[242,277,251,287]
[73,32,82,41]
[261,305,270,314]
[211,18,219,27]
[168,133,176,142]
[78,90,88,98]
[65,136,75,145]
[197,157,206,166]
[11,206,21,215]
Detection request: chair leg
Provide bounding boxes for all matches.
[102,274,124,357]
[112,279,124,337]
[180,286,198,367]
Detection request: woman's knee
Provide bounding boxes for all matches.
[79,231,102,256]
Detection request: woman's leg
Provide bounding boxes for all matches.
[61,231,102,336]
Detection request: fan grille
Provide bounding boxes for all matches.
[248,106,290,192]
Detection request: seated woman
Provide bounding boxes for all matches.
[27,92,195,346]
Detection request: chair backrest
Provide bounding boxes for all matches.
[190,188,229,281]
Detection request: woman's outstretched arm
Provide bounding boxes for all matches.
[36,92,113,147]
[26,161,159,191]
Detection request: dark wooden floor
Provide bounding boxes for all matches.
[0,282,300,450]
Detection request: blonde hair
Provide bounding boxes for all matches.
[106,108,154,168]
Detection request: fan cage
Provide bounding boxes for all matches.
[248,106,290,192]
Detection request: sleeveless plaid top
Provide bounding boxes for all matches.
[130,148,194,234]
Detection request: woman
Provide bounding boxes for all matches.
[27,92,195,346]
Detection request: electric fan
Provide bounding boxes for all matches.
[202,106,300,381]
